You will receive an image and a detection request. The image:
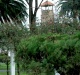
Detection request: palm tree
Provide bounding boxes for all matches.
[58,0,80,22]
[0,0,27,23]
[0,1,27,75]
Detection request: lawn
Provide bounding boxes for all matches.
[0,72,27,75]
[0,63,46,75]
[0,63,7,70]
[0,63,27,75]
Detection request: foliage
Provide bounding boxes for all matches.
[16,32,80,75]
[0,0,27,23]
[36,22,80,34]
[58,0,80,22]
[0,23,28,50]
[0,23,28,75]
[0,52,9,63]
[54,22,80,34]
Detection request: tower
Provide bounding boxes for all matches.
[41,1,54,24]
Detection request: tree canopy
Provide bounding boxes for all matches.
[16,32,80,75]
[0,0,27,23]
[58,0,80,22]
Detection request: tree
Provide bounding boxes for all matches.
[58,0,80,22]
[16,32,80,75]
[0,23,28,75]
[0,0,27,23]
[25,0,44,33]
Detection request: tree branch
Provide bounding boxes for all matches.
[34,0,38,14]
[38,0,44,8]
[34,0,44,15]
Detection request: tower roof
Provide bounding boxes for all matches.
[41,1,54,7]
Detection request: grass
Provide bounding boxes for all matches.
[0,71,46,75]
[0,63,7,70]
[0,63,46,75]
[0,72,27,75]
[0,63,27,75]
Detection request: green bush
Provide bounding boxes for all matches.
[16,32,80,75]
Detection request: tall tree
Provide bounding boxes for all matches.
[25,0,44,33]
[0,23,28,75]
